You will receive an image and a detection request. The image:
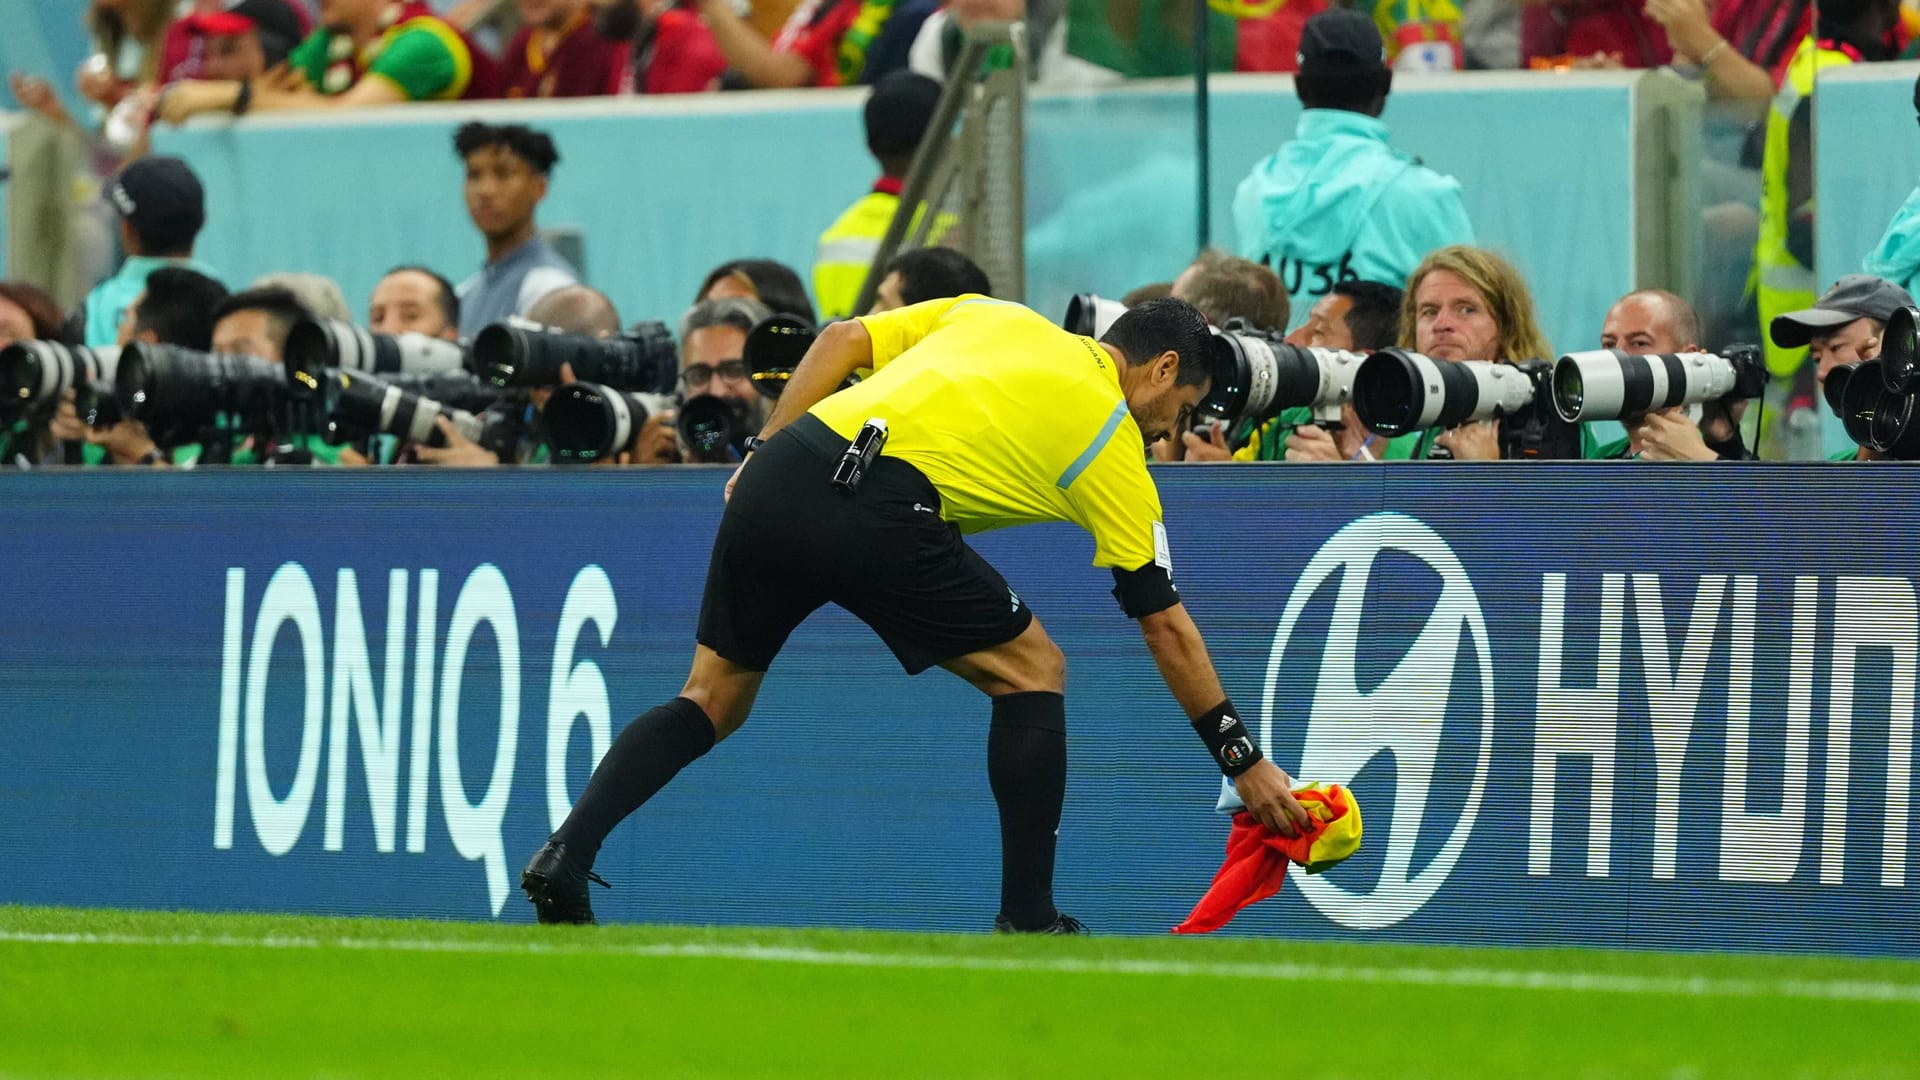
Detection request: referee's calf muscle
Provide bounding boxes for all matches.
[943,620,1066,696]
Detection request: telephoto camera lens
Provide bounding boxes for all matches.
[473,321,678,393]
[742,314,817,401]
[676,393,743,463]
[0,341,119,420]
[1878,305,1920,395]
[282,317,469,380]
[1063,294,1128,338]
[1199,324,1370,427]
[318,369,486,447]
[114,343,283,430]
[1351,353,1537,436]
[1550,348,1768,423]
[546,381,650,464]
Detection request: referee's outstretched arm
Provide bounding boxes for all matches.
[1139,601,1311,838]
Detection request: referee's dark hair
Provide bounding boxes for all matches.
[887,247,991,306]
[1331,279,1405,351]
[453,121,561,175]
[1100,298,1214,388]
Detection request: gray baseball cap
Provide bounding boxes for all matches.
[1770,274,1917,348]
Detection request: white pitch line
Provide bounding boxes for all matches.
[3,930,1919,1004]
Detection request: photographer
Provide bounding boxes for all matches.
[417,284,626,467]
[1171,251,1289,332]
[670,296,774,463]
[1402,245,1553,461]
[1590,289,1754,462]
[869,248,993,315]
[1212,280,1406,463]
[2,282,87,467]
[369,266,462,340]
[1770,274,1916,461]
[97,267,229,466]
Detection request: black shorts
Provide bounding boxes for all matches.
[697,414,1034,674]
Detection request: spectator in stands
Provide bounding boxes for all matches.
[1403,245,1551,461]
[1520,1,1673,70]
[1643,0,1792,102]
[156,0,501,122]
[177,0,308,81]
[1188,280,1405,462]
[697,259,818,326]
[8,0,174,146]
[370,266,462,339]
[677,297,774,451]
[690,0,934,89]
[595,0,728,94]
[94,267,229,465]
[501,0,622,97]
[1171,250,1289,331]
[1755,0,1901,382]
[1232,9,1473,334]
[907,0,1117,88]
[252,272,352,322]
[210,285,308,361]
[80,156,221,349]
[453,122,580,338]
[0,283,65,351]
[869,248,993,314]
[1592,289,1749,461]
[815,72,944,321]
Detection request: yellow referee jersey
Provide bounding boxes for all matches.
[810,295,1166,571]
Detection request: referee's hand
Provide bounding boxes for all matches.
[1233,760,1312,838]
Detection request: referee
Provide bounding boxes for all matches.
[522,295,1312,930]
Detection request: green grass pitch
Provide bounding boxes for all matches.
[3,905,1919,1079]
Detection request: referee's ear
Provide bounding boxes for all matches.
[1147,349,1181,389]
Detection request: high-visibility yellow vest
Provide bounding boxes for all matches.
[814,187,901,322]
[1757,35,1855,377]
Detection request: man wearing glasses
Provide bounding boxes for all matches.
[676,296,773,448]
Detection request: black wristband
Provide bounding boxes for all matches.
[743,435,766,454]
[1192,698,1262,777]
[232,79,253,116]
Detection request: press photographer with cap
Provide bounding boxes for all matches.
[1232,8,1473,334]
[79,157,222,349]
[1771,274,1918,460]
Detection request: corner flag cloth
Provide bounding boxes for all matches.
[1171,782,1364,934]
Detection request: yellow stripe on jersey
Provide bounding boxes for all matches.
[810,295,1165,570]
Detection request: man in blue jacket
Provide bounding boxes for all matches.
[1232,9,1473,333]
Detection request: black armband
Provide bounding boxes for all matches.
[1111,563,1179,618]
[1193,698,1262,777]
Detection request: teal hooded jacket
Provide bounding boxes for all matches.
[1232,109,1474,331]
[1865,182,1920,301]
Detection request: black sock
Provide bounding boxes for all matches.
[550,696,716,867]
[988,691,1067,929]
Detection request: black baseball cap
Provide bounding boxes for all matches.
[109,156,206,252]
[1769,274,1917,348]
[1298,9,1388,78]
[865,72,943,158]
